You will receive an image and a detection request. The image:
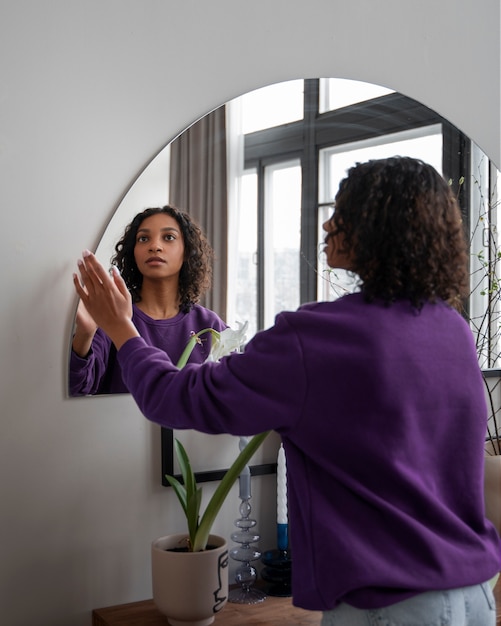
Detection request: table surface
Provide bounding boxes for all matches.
[93,579,501,626]
[92,593,322,625]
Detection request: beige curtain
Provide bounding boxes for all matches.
[169,106,228,319]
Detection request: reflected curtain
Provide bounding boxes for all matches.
[169,106,228,319]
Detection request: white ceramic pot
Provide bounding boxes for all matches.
[151,533,229,626]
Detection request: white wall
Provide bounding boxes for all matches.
[0,1,499,624]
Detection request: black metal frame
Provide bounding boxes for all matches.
[161,427,276,486]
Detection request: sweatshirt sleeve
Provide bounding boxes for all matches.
[117,313,307,435]
[68,329,113,396]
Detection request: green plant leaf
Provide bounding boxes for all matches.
[192,430,271,552]
[174,438,197,498]
[186,486,202,546]
[164,474,188,517]
[168,439,203,548]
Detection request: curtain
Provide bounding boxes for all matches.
[169,106,228,319]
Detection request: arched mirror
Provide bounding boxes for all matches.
[68,77,501,482]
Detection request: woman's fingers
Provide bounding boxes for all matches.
[81,251,109,288]
[111,265,129,298]
[72,251,136,348]
[73,268,87,299]
[73,250,132,320]
[73,252,108,306]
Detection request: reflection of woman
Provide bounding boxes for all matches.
[75,158,500,625]
[69,205,226,396]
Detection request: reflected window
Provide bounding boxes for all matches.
[317,125,442,301]
[232,161,301,336]
[263,160,302,329]
[319,78,393,113]
[241,80,304,134]
[228,78,463,340]
[234,171,258,339]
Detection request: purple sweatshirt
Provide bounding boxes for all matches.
[69,304,226,396]
[117,293,500,611]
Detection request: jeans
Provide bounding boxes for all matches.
[321,582,496,626]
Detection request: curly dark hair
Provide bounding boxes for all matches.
[111,205,213,312]
[326,156,468,308]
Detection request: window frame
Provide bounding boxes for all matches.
[240,79,470,330]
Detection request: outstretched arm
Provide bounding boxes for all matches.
[73,250,139,349]
[72,299,98,357]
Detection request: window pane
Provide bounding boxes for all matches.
[234,171,258,339]
[264,160,302,328]
[240,80,304,134]
[319,78,393,113]
[318,126,443,301]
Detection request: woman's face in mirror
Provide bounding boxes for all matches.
[134,213,186,284]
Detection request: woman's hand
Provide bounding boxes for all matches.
[73,250,139,350]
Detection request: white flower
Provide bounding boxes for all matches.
[176,321,249,368]
[206,321,248,362]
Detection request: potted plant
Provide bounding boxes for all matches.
[150,324,270,625]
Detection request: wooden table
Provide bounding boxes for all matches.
[93,578,501,626]
[92,594,322,625]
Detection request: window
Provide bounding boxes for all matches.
[319,78,393,113]
[233,171,258,338]
[227,79,471,340]
[240,80,304,134]
[263,160,302,329]
[318,125,442,301]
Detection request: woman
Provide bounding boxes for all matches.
[74,158,500,624]
[69,205,226,395]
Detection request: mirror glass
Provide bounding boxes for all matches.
[67,78,500,480]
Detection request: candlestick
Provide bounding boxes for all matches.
[228,436,266,604]
[261,443,291,597]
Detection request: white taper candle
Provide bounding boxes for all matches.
[277,444,288,524]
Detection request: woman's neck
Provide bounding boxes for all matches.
[135,279,181,320]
